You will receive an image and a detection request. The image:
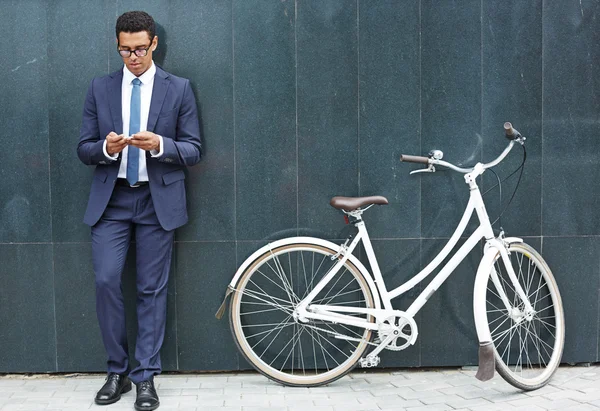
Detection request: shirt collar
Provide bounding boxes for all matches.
[123,61,156,85]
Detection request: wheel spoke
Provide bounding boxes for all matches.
[239,286,294,314]
[249,315,294,347]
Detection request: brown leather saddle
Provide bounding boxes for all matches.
[329,196,388,212]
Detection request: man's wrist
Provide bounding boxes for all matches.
[150,135,164,157]
[103,140,118,160]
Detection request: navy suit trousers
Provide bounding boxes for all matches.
[91,184,174,384]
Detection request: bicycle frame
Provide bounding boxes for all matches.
[295,163,534,338]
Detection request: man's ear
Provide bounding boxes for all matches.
[152,36,158,51]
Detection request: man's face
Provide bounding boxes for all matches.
[117,31,157,77]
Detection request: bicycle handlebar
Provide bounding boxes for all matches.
[400,154,429,164]
[401,122,523,174]
[504,121,521,141]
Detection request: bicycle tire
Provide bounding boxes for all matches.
[483,242,564,390]
[229,242,375,387]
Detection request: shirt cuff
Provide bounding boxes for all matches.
[150,135,164,157]
[103,140,119,160]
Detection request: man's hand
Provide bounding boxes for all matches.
[106,132,127,155]
[129,131,160,151]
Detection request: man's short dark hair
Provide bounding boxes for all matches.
[116,11,155,41]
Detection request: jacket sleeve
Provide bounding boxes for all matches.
[77,78,117,166]
[157,79,202,167]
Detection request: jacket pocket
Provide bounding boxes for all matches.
[162,169,185,185]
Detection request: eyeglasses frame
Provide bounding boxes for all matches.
[117,44,152,58]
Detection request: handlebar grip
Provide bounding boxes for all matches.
[504,122,522,140]
[401,154,430,164]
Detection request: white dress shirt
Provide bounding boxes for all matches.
[103,61,163,181]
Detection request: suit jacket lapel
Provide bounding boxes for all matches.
[107,70,123,135]
[147,66,170,132]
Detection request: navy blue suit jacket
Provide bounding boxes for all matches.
[77,66,202,231]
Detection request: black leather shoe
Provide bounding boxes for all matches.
[95,373,132,405]
[135,379,160,411]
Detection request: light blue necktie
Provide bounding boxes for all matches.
[126,78,141,185]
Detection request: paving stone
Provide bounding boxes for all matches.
[309,385,358,393]
[223,387,268,394]
[409,381,454,392]
[562,405,600,411]
[480,391,529,403]
[288,407,334,411]
[419,393,464,405]
[581,372,600,381]
[402,404,453,411]
[507,396,554,408]
[389,379,435,388]
[284,392,328,401]
[313,397,361,406]
[328,391,376,402]
[225,396,271,406]
[242,393,287,406]
[578,390,600,402]
[523,384,562,397]
[374,397,423,408]
[438,384,485,395]
[543,388,591,401]
[554,377,598,391]
[455,388,502,399]
[350,381,374,391]
[0,399,26,406]
[330,405,380,411]
[543,398,593,410]
[466,404,516,411]
[10,391,58,398]
[444,397,493,409]
[0,380,26,387]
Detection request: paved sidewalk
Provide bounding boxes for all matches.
[0,365,599,411]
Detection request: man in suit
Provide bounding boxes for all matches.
[77,11,201,411]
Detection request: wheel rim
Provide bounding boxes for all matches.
[231,244,374,385]
[486,244,564,386]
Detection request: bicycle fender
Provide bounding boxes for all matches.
[474,246,497,344]
[219,236,381,312]
[473,242,501,381]
[472,236,526,377]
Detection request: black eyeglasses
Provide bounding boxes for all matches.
[118,45,151,58]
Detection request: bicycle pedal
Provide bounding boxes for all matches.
[359,356,380,368]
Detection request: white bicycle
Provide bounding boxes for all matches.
[216,123,564,391]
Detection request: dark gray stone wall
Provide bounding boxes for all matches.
[1,0,598,373]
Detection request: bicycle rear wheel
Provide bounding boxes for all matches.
[229,242,375,387]
[485,242,564,390]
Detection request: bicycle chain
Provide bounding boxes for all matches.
[299,322,380,347]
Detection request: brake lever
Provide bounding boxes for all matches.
[410,164,436,175]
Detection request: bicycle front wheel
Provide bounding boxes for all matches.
[229,242,375,387]
[485,242,564,390]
